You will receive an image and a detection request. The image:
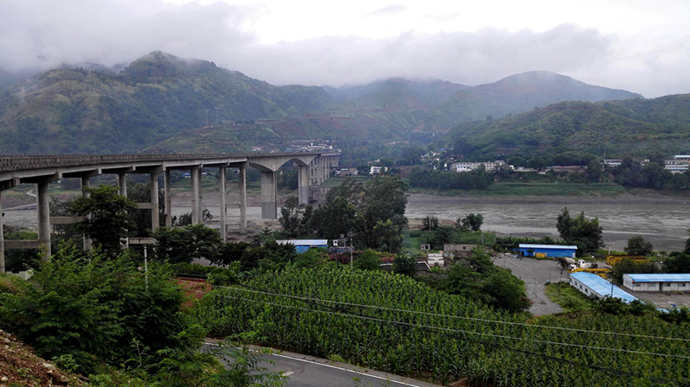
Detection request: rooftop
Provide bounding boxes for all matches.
[626,274,690,283]
[570,272,638,303]
[518,244,578,250]
[276,239,328,246]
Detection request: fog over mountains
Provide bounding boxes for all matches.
[0,51,682,156]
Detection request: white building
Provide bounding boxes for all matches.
[452,160,506,172]
[664,158,690,174]
[427,252,444,267]
[369,166,385,175]
[623,274,690,292]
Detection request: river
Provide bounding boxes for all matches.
[3,191,689,252]
[406,194,690,252]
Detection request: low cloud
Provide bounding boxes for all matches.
[0,0,688,97]
[366,5,407,17]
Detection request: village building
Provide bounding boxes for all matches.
[623,274,690,292]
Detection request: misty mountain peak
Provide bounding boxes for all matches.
[122,51,220,81]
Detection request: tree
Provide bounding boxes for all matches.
[441,248,529,313]
[127,182,165,236]
[422,216,439,231]
[69,186,137,256]
[665,253,690,273]
[624,236,653,256]
[354,249,383,271]
[313,176,408,251]
[0,243,186,373]
[460,213,484,231]
[279,196,302,237]
[584,159,602,182]
[357,176,408,250]
[392,254,417,277]
[373,219,403,254]
[153,224,222,264]
[556,207,603,256]
[312,196,357,239]
[481,268,531,313]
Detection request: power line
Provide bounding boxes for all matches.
[218,293,689,386]
[216,292,690,360]
[215,284,690,343]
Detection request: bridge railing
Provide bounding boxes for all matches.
[0,152,339,172]
[0,154,237,172]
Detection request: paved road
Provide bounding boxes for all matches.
[206,344,441,387]
[493,255,568,316]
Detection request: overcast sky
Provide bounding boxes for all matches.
[1,0,689,97]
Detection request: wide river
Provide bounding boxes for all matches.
[3,191,689,252]
[405,194,690,252]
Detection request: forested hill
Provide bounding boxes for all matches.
[450,94,690,159]
[0,51,648,155]
[424,71,642,130]
[325,78,470,112]
[0,51,333,154]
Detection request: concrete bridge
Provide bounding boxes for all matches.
[0,152,340,272]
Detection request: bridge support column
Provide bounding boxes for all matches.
[219,167,227,242]
[164,171,172,228]
[0,191,4,274]
[298,164,309,205]
[150,173,160,232]
[260,170,277,219]
[37,181,51,262]
[239,164,247,233]
[191,167,202,225]
[81,177,92,251]
[118,173,127,197]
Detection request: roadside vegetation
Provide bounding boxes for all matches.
[544,283,595,312]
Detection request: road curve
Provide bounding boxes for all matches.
[205,343,441,387]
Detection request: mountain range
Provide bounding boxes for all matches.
[451,95,690,158]
[0,51,674,156]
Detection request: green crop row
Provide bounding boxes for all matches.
[192,267,690,386]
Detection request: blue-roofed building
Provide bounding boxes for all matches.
[623,274,690,292]
[516,244,577,258]
[276,239,328,253]
[569,272,638,303]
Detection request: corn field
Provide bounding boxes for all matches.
[192,268,690,386]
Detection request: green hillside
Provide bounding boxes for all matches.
[0,53,657,155]
[0,51,333,154]
[425,71,642,130]
[451,96,690,158]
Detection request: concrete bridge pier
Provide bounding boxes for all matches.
[164,170,172,228]
[81,176,92,251]
[260,170,277,219]
[219,167,227,242]
[298,165,309,205]
[36,178,55,262]
[239,163,247,232]
[118,173,127,197]
[191,167,202,225]
[150,172,160,232]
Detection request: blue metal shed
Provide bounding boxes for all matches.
[516,244,577,258]
[570,272,638,303]
[276,239,328,253]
